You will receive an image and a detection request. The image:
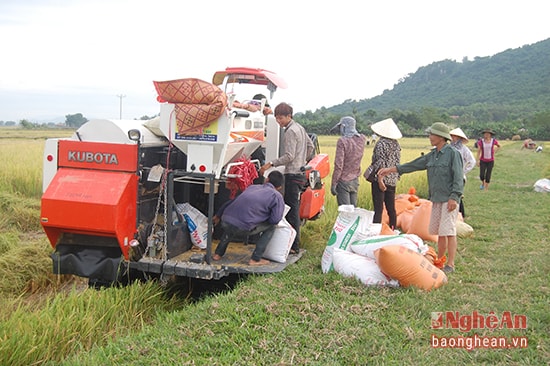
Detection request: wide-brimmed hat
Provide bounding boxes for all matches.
[370,118,402,139]
[449,127,469,143]
[426,122,451,140]
[482,128,495,135]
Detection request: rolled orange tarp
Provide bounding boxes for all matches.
[154,78,227,135]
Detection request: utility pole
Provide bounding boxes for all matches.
[117,94,126,119]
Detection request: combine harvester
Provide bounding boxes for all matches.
[40,67,329,287]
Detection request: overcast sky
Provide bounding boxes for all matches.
[0,0,548,122]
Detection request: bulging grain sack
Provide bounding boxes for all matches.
[376,245,447,291]
[321,205,374,273]
[332,248,399,287]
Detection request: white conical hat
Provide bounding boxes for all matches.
[449,127,469,143]
[370,118,402,139]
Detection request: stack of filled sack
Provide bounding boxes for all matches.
[321,205,448,291]
[382,187,474,241]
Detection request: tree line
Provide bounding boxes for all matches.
[296,38,550,141]
[295,107,550,141]
[11,113,158,129]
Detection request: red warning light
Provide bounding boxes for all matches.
[47,155,54,162]
[199,165,206,172]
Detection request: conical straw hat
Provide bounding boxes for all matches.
[449,127,469,143]
[370,118,402,139]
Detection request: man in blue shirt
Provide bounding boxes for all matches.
[212,171,285,265]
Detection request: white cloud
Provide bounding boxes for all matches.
[0,0,548,121]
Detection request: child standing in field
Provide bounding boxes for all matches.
[378,122,464,273]
[477,128,500,191]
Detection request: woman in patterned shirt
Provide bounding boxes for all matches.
[366,118,402,229]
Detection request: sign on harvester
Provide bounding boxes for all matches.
[57,140,138,172]
[175,120,219,142]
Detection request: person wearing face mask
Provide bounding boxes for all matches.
[330,116,366,207]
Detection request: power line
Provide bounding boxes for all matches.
[117,94,126,119]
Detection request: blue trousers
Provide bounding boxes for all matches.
[215,221,275,261]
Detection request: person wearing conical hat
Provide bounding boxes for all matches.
[450,128,476,219]
[330,116,367,206]
[378,122,464,274]
[365,118,402,229]
[476,128,500,191]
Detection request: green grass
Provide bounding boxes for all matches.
[0,282,184,366]
[0,133,548,365]
[0,129,73,199]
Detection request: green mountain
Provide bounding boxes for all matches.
[298,38,550,140]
